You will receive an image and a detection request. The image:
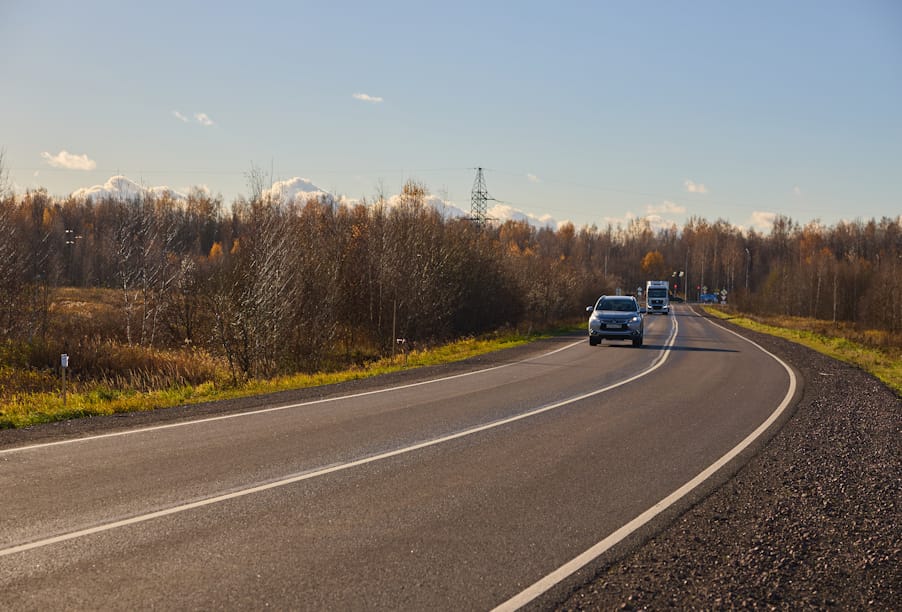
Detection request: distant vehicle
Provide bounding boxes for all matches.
[586,295,645,347]
[645,280,670,314]
[699,293,719,303]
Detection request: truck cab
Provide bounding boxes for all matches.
[645,280,670,314]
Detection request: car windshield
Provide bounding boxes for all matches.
[597,299,636,312]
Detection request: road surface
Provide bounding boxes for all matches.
[0,305,795,610]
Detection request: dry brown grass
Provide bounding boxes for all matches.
[49,287,128,341]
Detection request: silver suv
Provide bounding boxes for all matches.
[586,295,645,347]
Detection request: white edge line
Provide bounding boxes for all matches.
[492,307,797,612]
[1,338,584,456]
[0,320,678,558]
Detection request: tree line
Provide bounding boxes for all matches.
[0,178,899,381]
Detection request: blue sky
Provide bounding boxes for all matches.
[2,1,900,231]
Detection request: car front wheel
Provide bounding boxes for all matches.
[589,336,600,346]
[632,336,643,347]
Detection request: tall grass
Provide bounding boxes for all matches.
[0,330,541,429]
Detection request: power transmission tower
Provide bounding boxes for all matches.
[469,167,493,228]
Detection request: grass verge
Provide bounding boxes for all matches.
[704,307,902,397]
[0,331,547,429]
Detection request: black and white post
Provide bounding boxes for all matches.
[61,353,69,405]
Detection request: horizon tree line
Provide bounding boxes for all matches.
[0,176,898,380]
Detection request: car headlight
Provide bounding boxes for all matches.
[630,315,640,323]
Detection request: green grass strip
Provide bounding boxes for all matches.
[704,307,901,397]
[0,332,544,429]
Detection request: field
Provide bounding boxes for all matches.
[0,288,548,428]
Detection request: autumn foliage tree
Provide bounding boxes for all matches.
[0,172,898,384]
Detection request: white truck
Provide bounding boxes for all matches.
[645,280,670,314]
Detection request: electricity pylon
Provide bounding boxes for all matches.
[469,167,494,228]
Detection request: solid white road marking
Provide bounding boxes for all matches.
[0,338,584,456]
[0,320,678,557]
[492,306,797,611]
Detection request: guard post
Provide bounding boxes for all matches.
[61,353,69,405]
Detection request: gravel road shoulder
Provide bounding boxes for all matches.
[555,313,900,610]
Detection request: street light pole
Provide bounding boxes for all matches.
[684,247,690,302]
[745,247,750,292]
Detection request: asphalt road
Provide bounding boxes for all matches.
[0,305,795,610]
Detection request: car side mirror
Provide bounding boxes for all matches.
[639,307,647,314]
[586,306,594,313]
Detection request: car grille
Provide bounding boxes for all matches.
[600,318,631,328]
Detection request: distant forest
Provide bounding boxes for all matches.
[1,177,899,380]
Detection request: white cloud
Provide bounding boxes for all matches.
[749,211,776,231]
[172,110,215,126]
[643,214,672,232]
[264,177,336,204]
[353,93,383,103]
[601,201,686,232]
[600,201,687,233]
[684,179,708,194]
[373,184,559,228]
[527,173,540,183]
[486,203,557,228]
[602,211,637,227]
[187,184,212,196]
[71,175,185,201]
[792,185,802,196]
[647,200,686,215]
[40,150,97,170]
[383,192,468,219]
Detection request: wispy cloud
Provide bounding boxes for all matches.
[684,179,708,194]
[647,200,686,215]
[792,185,802,196]
[527,173,540,183]
[172,110,215,126]
[352,93,383,103]
[40,150,96,170]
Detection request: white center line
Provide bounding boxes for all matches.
[492,308,797,611]
[1,337,583,456]
[1,320,679,557]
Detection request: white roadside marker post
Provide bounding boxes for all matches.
[61,353,69,405]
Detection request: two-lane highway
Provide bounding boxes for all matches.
[0,306,795,610]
